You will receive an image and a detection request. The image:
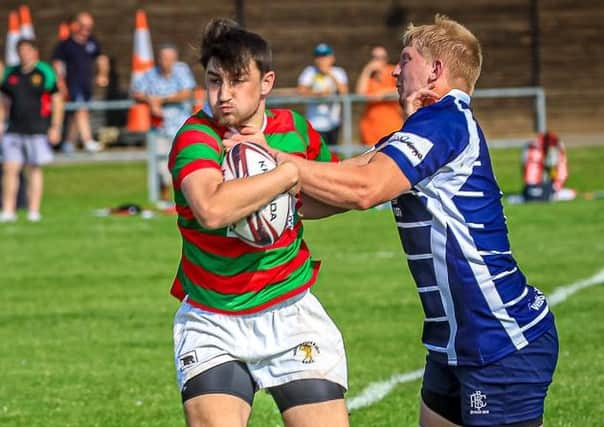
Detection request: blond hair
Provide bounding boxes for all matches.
[402,14,482,92]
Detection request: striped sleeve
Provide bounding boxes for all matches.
[169,122,224,189]
[37,61,58,93]
[291,110,338,162]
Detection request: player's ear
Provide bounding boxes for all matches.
[429,60,443,83]
[260,71,275,97]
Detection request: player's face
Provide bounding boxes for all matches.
[393,45,432,103]
[158,48,177,74]
[205,58,275,128]
[17,43,38,67]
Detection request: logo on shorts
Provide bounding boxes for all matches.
[469,390,489,415]
[294,341,320,364]
[178,350,198,370]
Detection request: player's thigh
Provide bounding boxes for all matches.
[24,134,53,166]
[420,355,463,426]
[184,393,251,427]
[249,292,348,392]
[419,400,461,427]
[274,381,348,427]
[281,399,348,427]
[458,326,558,426]
[1,133,25,166]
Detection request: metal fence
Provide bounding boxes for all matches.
[64,86,547,203]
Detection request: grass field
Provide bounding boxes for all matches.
[1,145,604,426]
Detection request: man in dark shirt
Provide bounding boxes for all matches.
[0,39,64,222]
[52,12,108,153]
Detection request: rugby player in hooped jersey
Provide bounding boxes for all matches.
[169,18,349,427]
[247,14,558,427]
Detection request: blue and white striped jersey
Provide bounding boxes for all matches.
[380,89,554,366]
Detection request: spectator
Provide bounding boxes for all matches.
[356,45,403,145]
[0,39,64,222]
[297,43,348,147]
[522,131,575,201]
[131,43,195,203]
[52,12,109,153]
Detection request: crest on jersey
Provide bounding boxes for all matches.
[388,132,433,166]
[294,341,320,364]
[31,73,42,86]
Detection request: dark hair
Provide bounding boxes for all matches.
[200,18,272,78]
[17,38,38,50]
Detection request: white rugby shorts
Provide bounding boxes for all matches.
[173,291,348,391]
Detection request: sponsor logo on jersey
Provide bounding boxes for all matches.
[529,293,546,310]
[469,390,489,415]
[294,341,320,364]
[388,132,433,167]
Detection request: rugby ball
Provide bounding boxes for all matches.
[222,142,295,247]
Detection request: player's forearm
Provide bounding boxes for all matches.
[299,194,347,219]
[96,55,109,78]
[282,154,374,210]
[187,163,298,230]
[51,94,64,128]
[161,89,192,104]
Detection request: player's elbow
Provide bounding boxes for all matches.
[192,203,229,230]
[352,184,379,211]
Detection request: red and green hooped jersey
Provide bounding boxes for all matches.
[169,108,336,314]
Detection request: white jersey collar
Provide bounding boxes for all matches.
[443,88,471,105]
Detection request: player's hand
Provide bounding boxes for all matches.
[146,96,163,117]
[403,84,439,119]
[47,126,61,145]
[96,74,109,88]
[223,125,277,157]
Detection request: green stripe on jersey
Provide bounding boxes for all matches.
[178,257,314,312]
[182,231,302,275]
[176,123,223,145]
[171,144,221,182]
[36,61,57,91]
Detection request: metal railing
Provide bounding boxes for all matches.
[64,86,547,203]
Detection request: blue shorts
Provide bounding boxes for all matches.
[422,325,558,426]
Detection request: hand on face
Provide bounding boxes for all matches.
[403,84,439,119]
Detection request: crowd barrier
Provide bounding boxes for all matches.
[64,87,547,203]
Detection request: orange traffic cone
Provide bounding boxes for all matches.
[58,21,70,40]
[192,87,206,114]
[127,9,154,133]
[131,9,154,84]
[18,5,35,39]
[4,11,20,66]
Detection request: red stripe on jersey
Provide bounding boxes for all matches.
[265,109,295,133]
[176,205,195,220]
[183,261,321,315]
[169,129,222,170]
[170,277,186,300]
[179,222,302,258]
[175,159,221,189]
[180,241,311,294]
[183,116,216,128]
[306,123,323,160]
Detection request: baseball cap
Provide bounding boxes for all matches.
[314,43,333,57]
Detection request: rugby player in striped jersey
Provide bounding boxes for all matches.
[265,15,558,427]
[169,18,349,427]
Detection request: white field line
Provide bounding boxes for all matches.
[347,268,604,412]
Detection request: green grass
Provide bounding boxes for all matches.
[1,146,604,426]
